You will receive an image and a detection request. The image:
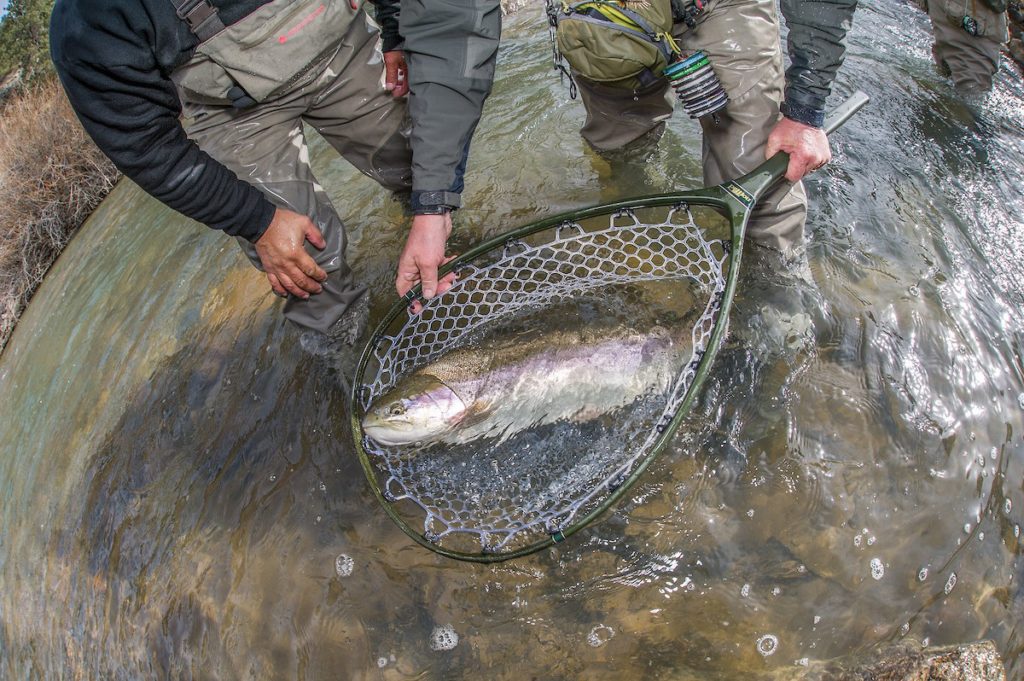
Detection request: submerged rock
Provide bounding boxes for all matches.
[794,640,1007,681]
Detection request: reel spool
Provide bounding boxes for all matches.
[664,51,728,121]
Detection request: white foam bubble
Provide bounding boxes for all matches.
[740,583,751,598]
[1004,499,1012,515]
[335,553,354,577]
[430,624,459,651]
[870,558,884,580]
[918,567,929,581]
[756,634,778,657]
[943,572,957,595]
[587,624,615,648]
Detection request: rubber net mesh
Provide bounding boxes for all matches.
[356,204,729,553]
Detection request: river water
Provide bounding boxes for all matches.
[2,1,1024,678]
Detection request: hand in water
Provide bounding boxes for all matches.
[383,50,408,98]
[765,116,832,182]
[254,207,328,299]
[395,213,457,314]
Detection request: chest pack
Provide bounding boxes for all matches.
[548,0,682,91]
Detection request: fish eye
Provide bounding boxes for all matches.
[388,403,406,417]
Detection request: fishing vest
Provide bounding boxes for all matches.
[549,0,682,91]
[169,0,365,108]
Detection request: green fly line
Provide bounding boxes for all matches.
[350,91,870,562]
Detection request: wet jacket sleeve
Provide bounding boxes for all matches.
[779,0,858,128]
[370,0,402,52]
[49,6,276,242]
[399,0,501,213]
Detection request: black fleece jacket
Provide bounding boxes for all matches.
[50,0,402,242]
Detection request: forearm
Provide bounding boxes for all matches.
[54,65,275,241]
[780,0,858,127]
[400,0,501,213]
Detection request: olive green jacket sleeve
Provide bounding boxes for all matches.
[399,0,501,213]
[780,0,858,127]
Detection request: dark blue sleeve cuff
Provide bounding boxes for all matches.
[781,99,825,128]
[411,190,461,214]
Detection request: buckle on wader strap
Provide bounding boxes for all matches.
[169,0,257,109]
[171,0,226,41]
[671,0,705,28]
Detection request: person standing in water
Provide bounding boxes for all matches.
[50,0,500,349]
[923,0,1010,95]
[555,0,857,258]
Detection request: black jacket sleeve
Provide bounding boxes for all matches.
[49,1,276,242]
[780,0,858,127]
[370,0,402,52]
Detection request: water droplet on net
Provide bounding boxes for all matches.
[740,583,751,598]
[1004,499,1012,515]
[377,657,389,668]
[587,624,615,648]
[429,624,459,651]
[756,634,779,657]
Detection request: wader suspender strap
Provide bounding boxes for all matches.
[170,0,226,43]
[170,0,259,108]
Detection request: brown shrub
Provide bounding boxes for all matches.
[0,79,120,352]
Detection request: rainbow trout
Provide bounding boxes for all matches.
[361,322,692,447]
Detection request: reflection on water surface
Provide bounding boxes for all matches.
[2,0,1024,678]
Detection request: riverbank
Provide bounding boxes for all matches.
[0,80,120,352]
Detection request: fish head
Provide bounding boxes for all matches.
[362,373,468,446]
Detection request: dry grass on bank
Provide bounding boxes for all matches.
[0,80,120,352]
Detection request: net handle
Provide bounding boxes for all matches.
[733,90,870,203]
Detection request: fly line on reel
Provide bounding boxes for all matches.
[350,200,736,561]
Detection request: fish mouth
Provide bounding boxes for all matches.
[361,375,469,447]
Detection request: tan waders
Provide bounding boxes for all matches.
[172,1,412,334]
[925,0,1009,94]
[575,0,807,255]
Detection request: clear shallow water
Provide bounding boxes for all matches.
[3,1,1024,678]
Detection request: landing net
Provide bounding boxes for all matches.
[353,202,732,559]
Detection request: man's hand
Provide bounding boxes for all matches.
[396,213,457,314]
[765,117,832,182]
[383,50,408,98]
[254,207,328,299]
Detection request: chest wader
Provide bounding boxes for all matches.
[170,0,413,335]
[925,0,1008,94]
[574,0,807,255]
